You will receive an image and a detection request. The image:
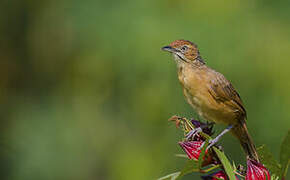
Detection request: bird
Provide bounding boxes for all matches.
[162,39,259,162]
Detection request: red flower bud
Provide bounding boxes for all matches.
[246,159,270,180]
[179,140,217,166]
[179,141,203,160]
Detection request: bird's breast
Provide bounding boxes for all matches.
[177,66,236,124]
[178,66,207,113]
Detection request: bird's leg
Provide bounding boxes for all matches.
[206,125,233,150]
[185,127,202,140]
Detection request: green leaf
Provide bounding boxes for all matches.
[176,160,199,179]
[270,174,279,180]
[158,172,181,180]
[213,147,236,180]
[198,140,209,168]
[215,177,226,180]
[175,154,188,158]
[257,145,281,176]
[280,130,290,178]
[232,162,237,171]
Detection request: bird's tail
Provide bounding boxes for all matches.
[232,120,260,162]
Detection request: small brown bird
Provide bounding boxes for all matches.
[162,40,259,162]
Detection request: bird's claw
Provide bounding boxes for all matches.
[197,139,216,151]
[198,125,234,150]
[186,127,202,140]
[206,138,218,150]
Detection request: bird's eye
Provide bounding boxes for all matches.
[181,46,188,51]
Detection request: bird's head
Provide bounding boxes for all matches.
[162,40,204,65]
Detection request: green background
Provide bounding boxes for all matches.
[0,0,289,179]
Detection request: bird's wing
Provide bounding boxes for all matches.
[207,71,247,119]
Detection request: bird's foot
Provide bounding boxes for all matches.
[207,138,219,150]
[197,137,219,151]
[185,127,202,140]
[186,121,215,140]
[198,125,234,150]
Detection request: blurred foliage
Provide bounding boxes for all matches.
[0,0,290,179]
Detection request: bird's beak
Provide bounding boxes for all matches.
[162,45,187,62]
[161,46,177,53]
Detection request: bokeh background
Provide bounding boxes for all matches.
[1,0,289,179]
